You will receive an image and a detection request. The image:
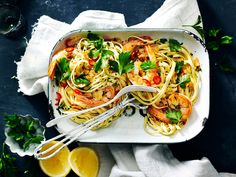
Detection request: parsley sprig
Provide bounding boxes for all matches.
[183,16,235,72]
[183,15,205,39]
[169,39,182,52]
[140,61,157,70]
[166,109,182,123]
[4,114,44,151]
[55,57,71,85]
[109,52,134,75]
[0,143,17,177]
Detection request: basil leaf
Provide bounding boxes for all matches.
[140,61,157,70]
[175,61,184,74]
[179,74,191,88]
[166,110,182,123]
[169,39,182,52]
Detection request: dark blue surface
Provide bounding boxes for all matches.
[0,0,235,176]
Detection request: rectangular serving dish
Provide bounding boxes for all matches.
[48,28,210,143]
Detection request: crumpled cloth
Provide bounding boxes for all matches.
[16,0,236,176]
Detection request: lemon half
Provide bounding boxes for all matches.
[69,147,99,177]
[39,141,71,177]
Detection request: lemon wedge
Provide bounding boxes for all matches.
[69,147,99,177]
[39,141,71,177]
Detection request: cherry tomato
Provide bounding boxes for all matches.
[153,75,161,85]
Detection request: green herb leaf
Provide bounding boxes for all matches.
[87,32,104,49]
[140,61,157,70]
[118,52,134,75]
[219,63,236,73]
[94,50,114,72]
[23,136,44,151]
[179,74,191,88]
[58,58,69,73]
[55,58,71,84]
[183,15,205,39]
[94,58,102,72]
[4,114,44,152]
[88,49,100,58]
[0,143,18,177]
[169,39,182,52]
[175,61,184,74]
[87,32,101,41]
[109,60,119,72]
[160,38,167,43]
[206,41,220,51]
[166,110,182,123]
[208,28,221,37]
[123,63,135,73]
[75,77,90,86]
[220,36,233,44]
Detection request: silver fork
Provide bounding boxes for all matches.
[34,96,147,160]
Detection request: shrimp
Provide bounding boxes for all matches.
[74,86,115,108]
[48,48,74,80]
[168,93,192,123]
[123,39,145,52]
[148,93,192,124]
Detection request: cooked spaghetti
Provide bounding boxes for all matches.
[48,33,127,129]
[123,36,200,135]
[48,33,201,135]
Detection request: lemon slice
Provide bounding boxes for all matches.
[39,141,71,177]
[69,147,99,177]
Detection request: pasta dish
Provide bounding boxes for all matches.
[48,32,201,135]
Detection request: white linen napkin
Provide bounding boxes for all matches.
[16,0,236,176]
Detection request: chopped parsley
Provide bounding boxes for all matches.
[87,32,103,49]
[55,57,71,84]
[4,114,44,151]
[75,74,90,86]
[175,61,184,74]
[94,50,114,72]
[169,39,182,52]
[166,109,182,123]
[178,74,191,88]
[140,61,157,70]
[109,52,134,75]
